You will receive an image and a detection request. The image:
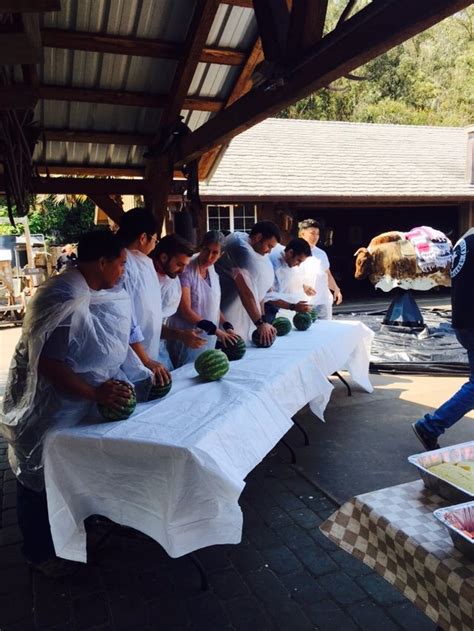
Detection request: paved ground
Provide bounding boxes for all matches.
[0,320,451,631]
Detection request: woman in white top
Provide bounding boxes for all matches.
[168,231,239,367]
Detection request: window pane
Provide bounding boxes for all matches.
[234,217,244,230]
[218,206,231,219]
[220,217,230,231]
[209,218,220,230]
[207,205,218,218]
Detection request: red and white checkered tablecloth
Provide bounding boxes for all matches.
[320,480,474,631]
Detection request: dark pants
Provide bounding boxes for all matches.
[417,329,474,438]
[16,481,56,564]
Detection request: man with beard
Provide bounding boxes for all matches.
[216,221,281,344]
[151,234,206,368]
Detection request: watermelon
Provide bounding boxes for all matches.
[216,336,247,361]
[98,381,136,421]
[148,377,172,401]
[273,316,292,336]
[252,328,275,348]
[195,349,229,381]
[310,308,318,323]
[293,312,312,331]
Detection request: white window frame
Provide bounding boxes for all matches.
[206,203,257,233]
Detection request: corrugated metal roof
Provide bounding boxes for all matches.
[200,118,474,200]
[32,0,256,170]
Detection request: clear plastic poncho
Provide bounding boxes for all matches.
[167,254,221,367]
[157,272,182,370]
[217,232,275,342]
[0,268,151,491]
[123,249,163,361]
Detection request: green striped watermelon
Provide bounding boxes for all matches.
[148,377,172,401]
[273,316,292,336]
[252,329,275,348]
[98,381,136,421]
[195,349,229,380]
[310,308,318,323]
[293,312,312,331]
[216,336,247,361]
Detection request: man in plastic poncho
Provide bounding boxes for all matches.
[216,221,281,345]
[298,219,343,319]
[264,237,313,322]
[0,231,151,577]
[151,234,206,369]
[115,207,171,386]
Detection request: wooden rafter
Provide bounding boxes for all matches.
[42,129,150,146]
[41,29,246,66]
[35,165,145,177]
[0,13,42,64]
[177,0,472,167]
[36,85,222,112]
[88,195,124,225]
[252,0,290,63]
[0,0,59,9]
[158,0,221,132]
[0,85,37,110]
[287,0,328,59]
[198,37,264,179]
[36,164,185,179]
[221,0,253,7]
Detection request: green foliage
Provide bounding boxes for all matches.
[0,207,23,236]
[27,197,95,245]
[280,4,474,127]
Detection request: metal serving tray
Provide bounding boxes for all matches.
[433,501,474,560]
[408,441,474,503]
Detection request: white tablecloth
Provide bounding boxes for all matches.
[44,320,373,562]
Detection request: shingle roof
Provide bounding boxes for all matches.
[200,118,474,201]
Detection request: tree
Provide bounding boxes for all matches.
[280,4,474,126]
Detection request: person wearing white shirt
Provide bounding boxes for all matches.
[264,238,313,321]
[298,219,343,320]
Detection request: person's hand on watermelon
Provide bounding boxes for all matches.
[144,359,171,386]
[95,379,134,411]
[215,328,241,348]
[256,322,276,346]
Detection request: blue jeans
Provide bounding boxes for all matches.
[417,329,474,439]
[16,481,56,564]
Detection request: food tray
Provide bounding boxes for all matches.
[433,501,474,560]
[408,441,474,503]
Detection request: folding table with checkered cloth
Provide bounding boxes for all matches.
[320,480,474,631]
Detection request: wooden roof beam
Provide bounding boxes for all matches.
[157,0,221,133]
[37,85,222,112]
[26,177,147,195]
[287,0,328,59]
[35,163,185,179]
[0,12,42,64]
[0,85,37,110]
[0,0,60,10]
[40,28,246,66]
[42,129,150,146]
[88,194,124,225]
[253,0,290,63]
[178,0,472,166]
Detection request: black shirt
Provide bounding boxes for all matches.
[451,229,474,330]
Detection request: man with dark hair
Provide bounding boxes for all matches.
[1,230,148,577]
[116,207,170,385]
[151,234,205,368]
[216,221,281,344]
[298,218,342,319]
[264,238,313,320]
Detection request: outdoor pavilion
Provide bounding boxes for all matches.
[0,0,472,236]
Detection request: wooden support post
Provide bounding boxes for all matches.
[88,195,125,226]
[145,155,174,236]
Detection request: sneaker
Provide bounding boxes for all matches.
[30,557,80,578]
[412,422,440,451]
